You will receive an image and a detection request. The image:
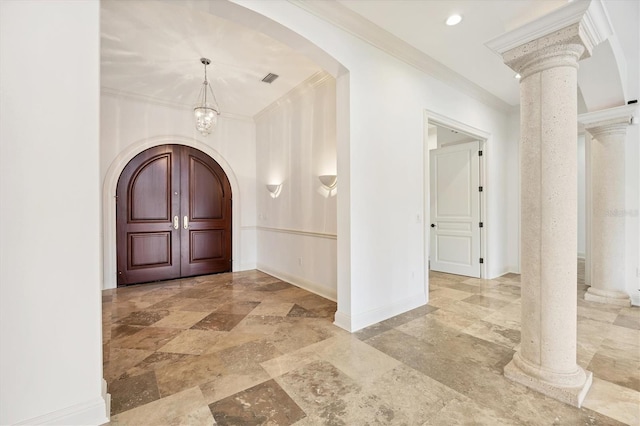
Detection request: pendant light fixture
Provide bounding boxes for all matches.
[194,58,220,136]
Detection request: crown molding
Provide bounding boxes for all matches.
[288,0,512,113]
[254,70,334,120]
[100,86,253,122]
[485,0,613,57]
[101,86,191,110]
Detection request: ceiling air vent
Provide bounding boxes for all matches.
[261,73,279,84]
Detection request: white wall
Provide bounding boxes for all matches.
[100,93,257,288]
[0,1,108,424]
[232,0,513,331]
[255,73,338,300]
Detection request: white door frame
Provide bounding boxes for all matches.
[423,110,490,287]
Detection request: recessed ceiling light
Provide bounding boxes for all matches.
[514,73,522,79]
[446,14,462,26]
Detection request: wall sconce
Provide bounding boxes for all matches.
[318,174,337,198]
[266,183,282,198]
[318,175,337,190]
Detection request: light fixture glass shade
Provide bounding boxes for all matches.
[318,174,337,189]
[266,183,282,198]
[194,58,220,136]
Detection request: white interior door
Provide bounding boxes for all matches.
[429,141,481,277]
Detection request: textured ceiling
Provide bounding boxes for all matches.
[101,0,323,117]
[101,0,638,115]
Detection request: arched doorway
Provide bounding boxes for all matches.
[116,144,232,286]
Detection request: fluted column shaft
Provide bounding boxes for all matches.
[585,120,631,306]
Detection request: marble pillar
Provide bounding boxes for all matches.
[486,1,613,407]
[580,107,634,307]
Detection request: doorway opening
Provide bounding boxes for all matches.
[116,144,232,286]
[424,112,489,281]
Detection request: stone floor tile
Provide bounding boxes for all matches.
[461,319,521,349]
[108,370,160,415]
[209,379,306,426]
[275,360,360,418]
[588,341,640,392]
[157,329,227,355]
[110,326,182,351]
[103,268,638,425]
[423,397,519,426]
[248,301,295,317]
[190,312,249,332]
[462,294,511,310]
[614,313,640,330]
[109,386,214,425]
[583,377,640,426]
[150,310,210,329]
[155,352,226,397]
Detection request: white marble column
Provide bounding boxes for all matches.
[579,106,635,307]
[486,1,612,407]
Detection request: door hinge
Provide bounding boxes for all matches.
[479,186,483,192]
[479,150,483,156]
[114,195,118,203]
[479,222,484,228]
[479,258,484,264]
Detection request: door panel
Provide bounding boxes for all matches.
[129,232,172,267]
[190,230,224,261]
[430,141,481,277]
[180,149,232,277]
[116,145,231,286]
[130,155,171,221]
[191,159,223,219]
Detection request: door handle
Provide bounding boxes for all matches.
[431,224,436,228]
[173,216,179,230]
[183,215,189,229]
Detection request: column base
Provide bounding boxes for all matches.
[504,353,593,407]
[585,287,631,307]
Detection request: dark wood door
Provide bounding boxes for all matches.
[180,148,232,277]
[116,145,232,286]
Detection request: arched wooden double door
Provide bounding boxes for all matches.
[116,145,232,286]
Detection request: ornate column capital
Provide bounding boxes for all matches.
[579,104,638,138]
[486,0,613,77]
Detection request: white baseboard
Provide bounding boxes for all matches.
[504,265,521,275]
[256,263,337,302]
[333,291,427,333]
[631,293,640,307]
[103,378,111,424]
[490,267,511,279]
[15,395,109,425]
[238,262,257,271]
[333,310,352,332]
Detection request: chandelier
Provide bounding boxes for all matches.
[194,58,220,136]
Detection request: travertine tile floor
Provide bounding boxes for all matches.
[103,264,640,425]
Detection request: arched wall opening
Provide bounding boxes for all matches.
[103,136,244,289]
